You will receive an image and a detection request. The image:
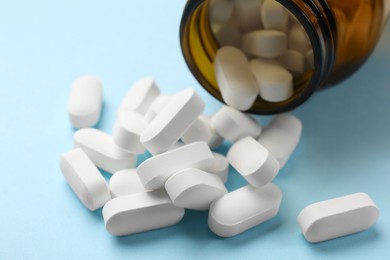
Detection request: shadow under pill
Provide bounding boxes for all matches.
[177,210,216,239]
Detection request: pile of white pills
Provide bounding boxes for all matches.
[61,75,379,242]
[209,0,315,110]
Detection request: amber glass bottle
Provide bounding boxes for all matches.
[180,0,390,114]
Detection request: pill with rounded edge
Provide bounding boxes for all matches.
[165,168,228,211]
[109,169,150,198]
[214,47,259,111]
[242,30,287,59]
[228,137,280,187]
[298,193,379,243]
[250,59,293,102]
[215,17,243,48]
[103,190,185,236]
[113,111,146,154]
[261,0,289,31]
[289,24,311,54]
[209,183,282,237]
[278,50,306,76]
[208,152,229,183]
[119,77,160,115]
[258,114,302,168]
[211,106,262,142]
[74,128,136,174]
[209,0,234,24]
[144,94,173,123]
[234,0,263,32]
[181,115,223,149]
[137,142,214,190]
[68,76,103,129]
[60,148,111,211]
[141,88,204,155]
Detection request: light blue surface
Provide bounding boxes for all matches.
[0,1,389,259]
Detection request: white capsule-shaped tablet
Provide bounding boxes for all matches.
[137,142,214,190]
[113,111,146,154]
[250,59,293,102]
[141,88,204,155]
[109,169,149,198]
[60,148,111,211]
[209,183,282,237]
[165,168,228,211]
[242,30,287,59]
[74,128,136,174]
[298,193,379,243]
[215,17,243,48]
[208,152,229,183]
[211,106,262,142]
[119,77,160,115]
[278,49,306,76]
[103,190,185,236]
[258,114,302,168]
[181,115,223,149]
[209,0,234,24]
[228,137,280,187]
[289,24,311,54]
[144,94,173,124]
[68,76,103,129]
[261,0,288,32]
[234,0,263,32]
[214,47,259,111]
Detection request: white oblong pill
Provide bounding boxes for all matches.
[298,193,379,243]
[74,128,136,174]
[68,76,103,129]
[209,0,234,24]
[278,49,306,76]
[144,94,173,124]
[60,148,111,211]
[261,0,288,32]
[289,24,311,54]
[181,115,223,149]
[109,169,149,198]
[208,152,229,183]
[234,0,263,32]
[113,111,146,154]
[103,190,185,236]
[214,17,243,48]
[250,59,293,102]
[165,168,228,211]
[214,46,259,111]
[119,77,160,115]
[242,30,287,59]
[140,88,205,155]
[227,137,280,187]
[258,114,302,168]
[137,142,214,190]
[209,183,282,237]
[211,106,262,142]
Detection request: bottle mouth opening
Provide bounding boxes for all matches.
[180,0,334,114]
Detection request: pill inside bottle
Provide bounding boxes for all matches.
[180,0,388,114]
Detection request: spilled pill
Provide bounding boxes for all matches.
[208,152,229,183]
[137,142,214,190]
[144,94,173,123]
[103,190,185,236]
[141,88,204,155]
[211,105,262,142]
[119,77,160,115]
[68,76,103,129]
[258,114,302,168]
[228,137,280,188]
[109,169,149,198]
[209,183,282,237]
[113,110,146,154]
[74,128,136,174]
[298,193,379,243]
[60,148,110,211]
[165,168,228,211]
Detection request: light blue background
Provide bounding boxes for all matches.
[0,1,389,259]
